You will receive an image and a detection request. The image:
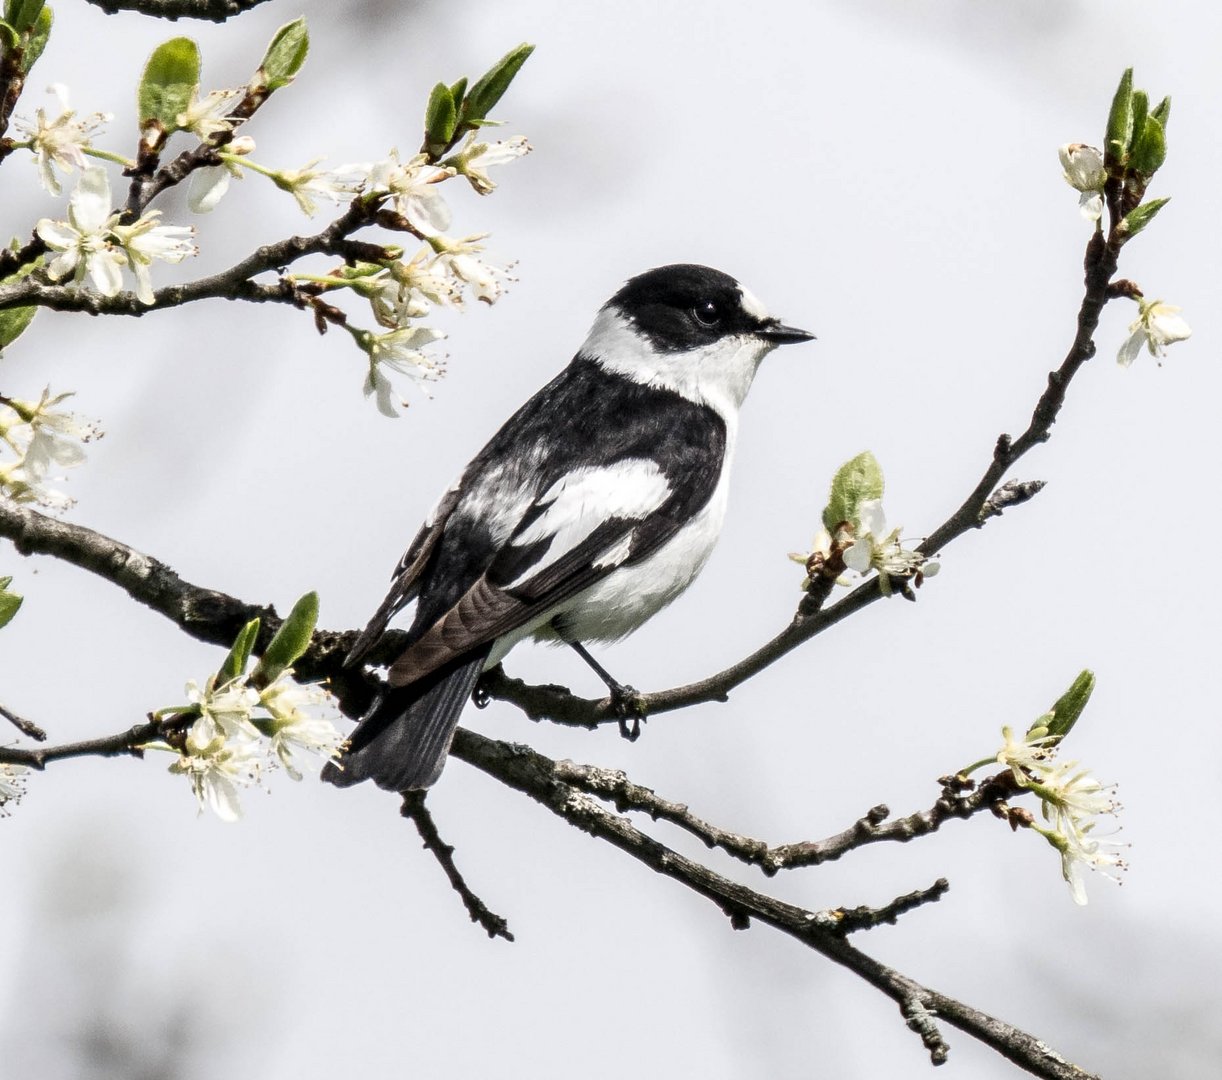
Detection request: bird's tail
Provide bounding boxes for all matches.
[322,649,490,792]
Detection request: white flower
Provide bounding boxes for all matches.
[0,762,27,812]
[354,150,454,234]
[841,499,936,595]
[185,676,261,741]
[1117,298,1191,367]
[14,84,111,195]
[6,387,100,484]
[363,250,461,329]
[273,160,354,217]
[359,326,447,416]
[1058,143,1106,222]
[0,459,73,509]
[994,724,1056,785]
[169,718,263,823]
[111,211,197,305]
[187,135,255,213]
[258,671,344,780]
[35,166,124,296]
[445,133,531,195]
[1027,759,1127,906]
[432,234,516,305]
[177,87,244,140]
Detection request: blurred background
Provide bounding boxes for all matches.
[2,1,1218,1076]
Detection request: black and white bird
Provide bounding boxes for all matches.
[323,263,813,792]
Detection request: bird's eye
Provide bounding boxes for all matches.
[692,300,721,327]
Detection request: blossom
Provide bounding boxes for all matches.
[358,326,447,416]
[0,460,73,509]
[111,212,197,305]
[1117,298,1191,367]
[273,160,355,217]
[363,250,461,329]
[994,724,1056,784]
[984,720,1128,905]
[0,763,27,812]
[1058,143,1106,222]
[355,150,454,234]
[1027,759,1127,905]
[35,166,124,296]
[186,135,255,213]
[258,671,344,780]
[169,716,263,823]
[431,234,516,305]
[177,87,244,140]
[445,133,531,195]
[185,676,261,741]
[14,84,110,195]
[841,499,937,595]
[5,387,100,484]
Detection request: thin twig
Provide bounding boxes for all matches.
[400,791,514,942]
[554,761,1019,875]
[0,717,165,769]
[830,879,951,935]
[0,702,46,742]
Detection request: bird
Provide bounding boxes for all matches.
[322,263,814,792]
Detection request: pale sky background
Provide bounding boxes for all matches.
[2,1,1218,1077]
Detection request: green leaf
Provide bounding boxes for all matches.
[0,589,21,629]
[1151,95,1171,130]
[0,303,36,353]
[0,577,23,631]
[1104,67,1134,168]
[1043,670,1096,741]
[0,21,18,49]
[1131,115,1166,177]
[0,261,41,354]
[423,81,457,156]
[252,591,318,687]
[21,2,49,71]
[217,617,261,683]
[138,36,201,132]
[1128,89,1148,155]
[1118,196,1169,238]
[461,42,534,123]
[822,450,885,531]
[258,17,308,92]
[449,76,467,108]
[3,0,44,32]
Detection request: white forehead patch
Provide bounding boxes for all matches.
[737,285,770,321]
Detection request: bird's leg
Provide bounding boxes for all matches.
[566,641,647,741]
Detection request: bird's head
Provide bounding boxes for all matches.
[580,263,814,417]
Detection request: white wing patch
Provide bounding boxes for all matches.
[592,531,635,570]
[505,459,670,587]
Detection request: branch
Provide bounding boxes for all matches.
[399,792,514,942]
[478,228,1126,731]
[448,728,1100,1080]
[0,702,46,741]
[554,761,1020,875]
[0,716,164,769]
[83,0,275,20]
[0,202,383,317]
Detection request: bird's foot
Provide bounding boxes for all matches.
[609,682,647,741]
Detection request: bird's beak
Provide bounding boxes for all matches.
[757,318,816,345]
